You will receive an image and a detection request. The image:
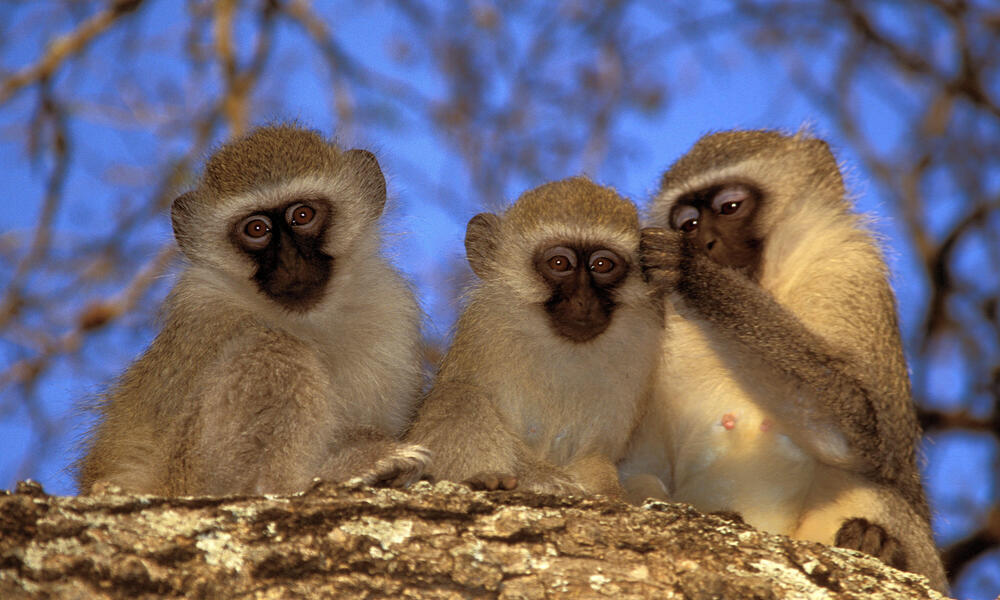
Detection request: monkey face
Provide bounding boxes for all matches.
[669,183,763,277]
[534,243,629,342]
[229,198,334,311]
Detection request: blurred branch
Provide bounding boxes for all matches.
[0,84,70,330]
[941,506,1000,582]
[835,0,1000,119]
[918,407,1000,434]
[0,0,143,106]
[0,244,176,396]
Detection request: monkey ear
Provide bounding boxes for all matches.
[343,149,387,217]
[170,191,196,253]
[808,138,835,158]
[465,213,501,279]
[806,139,846,190]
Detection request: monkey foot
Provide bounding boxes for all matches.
[834,517,908,571]
[363,444,432,488]
[464,472,518,491]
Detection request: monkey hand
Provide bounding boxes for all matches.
[518,476,588,496]
[639,227,683,293]
[464,472,519,491]
[516,465,588,496]
[360,443,432,488]
[834,518,908,571]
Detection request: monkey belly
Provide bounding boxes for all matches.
[668,405,815,535]
[660,320,816,535]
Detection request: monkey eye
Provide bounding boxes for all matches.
[548,255,571,271]
[671,205,700,233]
[712,186,750,216]
[589,249,624,282]
[541,246,577,275]
[238,215,272,248]
[286,203,317,227]
[590,255,614,273]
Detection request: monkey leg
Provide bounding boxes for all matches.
[621,473,669,504]
[794,467,947,593]
[405,382,523,484]
[564,454,625,499]
[512,452,589,496]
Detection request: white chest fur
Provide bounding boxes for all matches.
[499,307,661,466]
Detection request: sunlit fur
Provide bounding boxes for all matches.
[77,126,424,495]
[620,130,947,592]
[407,178,663,495]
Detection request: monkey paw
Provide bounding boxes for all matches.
[834,518,908,571]
[639,227,682,292]
[464,472,518,491]
[362,444,432,488]
[517,473,588,496]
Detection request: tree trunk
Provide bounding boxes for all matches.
[0,480,947,599]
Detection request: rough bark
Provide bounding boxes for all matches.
[0,479,947,599]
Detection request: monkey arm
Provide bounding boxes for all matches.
[405,382,524,482]
[192,330,384,495]
[676,252,892,480]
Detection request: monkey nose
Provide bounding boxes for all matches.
[706,239,717,251]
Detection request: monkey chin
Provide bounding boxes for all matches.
[544,311,613,343]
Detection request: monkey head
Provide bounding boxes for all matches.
[170,125,386,312]
[650,130,848,279]
[465,177,649,343]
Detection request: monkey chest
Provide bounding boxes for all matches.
[505,381,638,466]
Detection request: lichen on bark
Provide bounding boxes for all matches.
[0,479,948,599]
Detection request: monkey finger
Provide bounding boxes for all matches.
[834,518,908,570]
[639,226,671,245]
[639,228,672,259]
[639,228,683,278]
[464,472,518,491]
[498,474,518,490]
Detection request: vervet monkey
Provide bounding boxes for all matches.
[406,178,663,497]
[77,125,427,496]
[620,130,947,592]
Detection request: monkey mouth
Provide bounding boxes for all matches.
[547,315,611,343]
[255,252,334,312]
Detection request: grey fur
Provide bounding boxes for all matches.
[76,125,426,496]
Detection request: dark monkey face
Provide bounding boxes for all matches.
[669,182,764,278]
[230,198,334,311]
[534,243,629,342]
